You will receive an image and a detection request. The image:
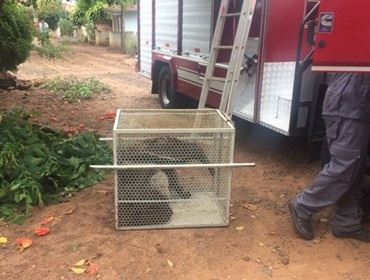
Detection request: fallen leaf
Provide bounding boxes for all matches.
[230,215,237,220]
[74,259,86,267]
[243,203,258,211]
[0,236,8,244]
[50,117,57,122]
[155,243,165,254]
[259,242,265,247]
[71,267,86,275]
[41,216,54,225]
[86,263,99,276]
[77,123,86,130]
[167,260,174,268]
[97,190,108,196]
[34,227,50,237]
[236,226,244,231]
[97,112,116,122]
[16,237,33,251]
[65,209,74,215]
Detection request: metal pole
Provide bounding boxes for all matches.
[90,163,255,170]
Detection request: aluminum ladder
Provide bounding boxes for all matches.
[198,0,257,116]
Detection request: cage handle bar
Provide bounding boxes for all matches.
[90,163,255,170]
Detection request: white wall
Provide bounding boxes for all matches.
[124,11,137,33]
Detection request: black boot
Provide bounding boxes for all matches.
[289,201,314,240]
[332,228,370,243]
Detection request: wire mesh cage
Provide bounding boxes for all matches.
[113,109,235,230]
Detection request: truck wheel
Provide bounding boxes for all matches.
[158,66,179,109]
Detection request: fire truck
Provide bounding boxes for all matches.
[137,0,370,140]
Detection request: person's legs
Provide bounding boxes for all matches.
[293,118,370,226]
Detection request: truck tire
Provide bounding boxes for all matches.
[158,66,180,109]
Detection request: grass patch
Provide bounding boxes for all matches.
[0,110,112,224]
[43,75,111,103]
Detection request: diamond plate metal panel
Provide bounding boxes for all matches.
[233,38,260,121]
[259,62,295,134]
[113,109,234,230]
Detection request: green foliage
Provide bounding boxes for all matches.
[43,75,111,103]
[84,22,96,43]
[58,18,74,37]
[72,0,108,26]
[37,0,63,30]
[125,33,137,55]
[33,32,66,59]
[72,0,136,26]
[0,0,34,72]
[0,110,112,224]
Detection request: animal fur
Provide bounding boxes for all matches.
[117,137,215,227]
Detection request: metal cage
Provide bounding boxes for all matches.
[112,109,236,230]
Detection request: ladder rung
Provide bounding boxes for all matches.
[222,12,241,17]
[214,45,233,50]
[207,77,227,82]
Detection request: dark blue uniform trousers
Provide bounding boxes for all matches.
[294,73,370,232]
[294,117,370,231]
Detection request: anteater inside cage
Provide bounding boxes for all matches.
[111,109,235,230]
[117,137,216,228]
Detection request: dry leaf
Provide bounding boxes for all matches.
[259,242,265,247]
[243,203,258,211]
[41,216,54,225]
[86,263,99,276]
[16,237,33,251]
[0,236,8,244]
[71,267,86,275]
[167,260,174,268]
[74,259,86,267]
[236,226,244,231]
[65,209,74,215]
[97,190,108,196]
[34,227,50,237]
[230,215,237,220]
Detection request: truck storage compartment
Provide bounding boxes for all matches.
[155,0,178,53]
[182,0,212,57]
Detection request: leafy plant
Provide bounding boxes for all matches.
[0,110,112,224]
[59,18,74,37]
[0,0,34,72]
[33,32,66,59]
[43,75,111,102]
[84,22,96,43]
[125,32,137,55]
[37,0,63,30]
[72,0,136,26]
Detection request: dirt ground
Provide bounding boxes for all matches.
[0,44,369,280]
